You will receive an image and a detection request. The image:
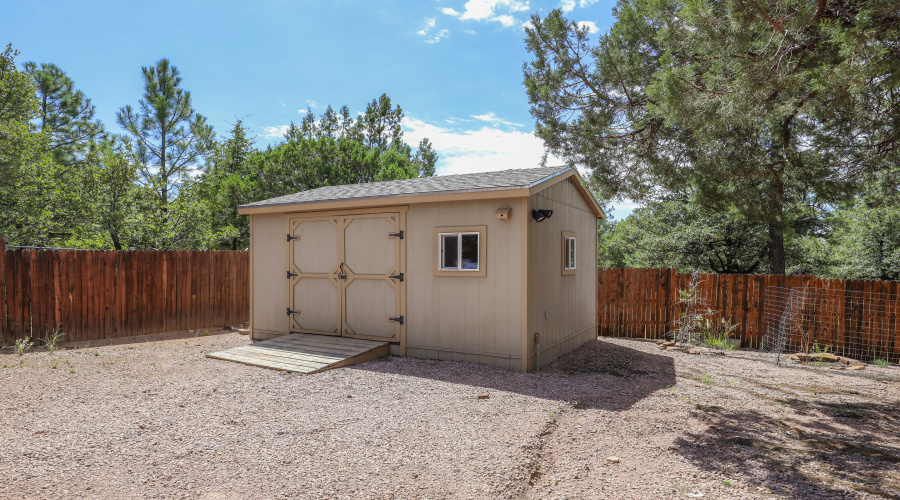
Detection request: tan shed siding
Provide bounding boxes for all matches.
[527,178,599,371]
[250,213,288,339]
[405,198,524,366]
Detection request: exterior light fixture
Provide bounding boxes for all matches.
[531,209,553,222]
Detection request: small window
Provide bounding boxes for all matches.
[562,231,576,275]
[440,232,480,270]
[434,226,487,277]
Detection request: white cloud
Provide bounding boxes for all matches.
[418,17,449,43]
[577,20,599,33]
[425,29,450,44]
[418,17,437,35]
[305,99,319,109]
[470,112,523,127]
[580,0,599,6]
[457,0,530,28]
[403,116,562,176]
[261,125,290,139]
[441,7,461,16]
[464,29,477,34]
[560,0,575,13]
[495,14,516,27]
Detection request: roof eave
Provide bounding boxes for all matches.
[237,185,533,215]
[527,167,606,219]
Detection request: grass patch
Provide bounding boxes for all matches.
[42,327,66,352]
[699,372,715,384]
[702,333,737,350]
[873,359,891,368]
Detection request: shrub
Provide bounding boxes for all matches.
[14,337,33,356]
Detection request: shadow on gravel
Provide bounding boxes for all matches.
[672,400,900,498]
[357,339,675,411]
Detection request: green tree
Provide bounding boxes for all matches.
[116,58,214,206]
[832,201,900,281]
[23,62,104,167]
[69,139,141,250]
[524,1,900,274]
[261,95,437,194]
[200,120,258,249]
[0,44,57,246]
[601,200,770,273]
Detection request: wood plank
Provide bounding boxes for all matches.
[250,340,378,358]
[3,249,13,337]
[20,250,32,340]
[226,346,332,366]
[123,251,134,338]
[267,333,386,349]
[0,240,4,342]
[237,345,345,364]
[209,351,318,373]
[260,337,385,354]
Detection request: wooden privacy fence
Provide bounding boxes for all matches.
[598,268,900,362]
[0,239,249,344]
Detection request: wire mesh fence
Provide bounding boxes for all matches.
[599,268,900,364]
[760,286,900,363]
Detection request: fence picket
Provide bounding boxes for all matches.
[597,268,900,363]
[0,248,249,344]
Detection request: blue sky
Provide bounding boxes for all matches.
[3,0,634,219]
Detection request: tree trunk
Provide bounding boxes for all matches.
[768,220,786,274]
[110,231,123,251]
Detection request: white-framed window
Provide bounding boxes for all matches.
[562,231,576,275]
[433,226,487,277]
[440,232,480,271]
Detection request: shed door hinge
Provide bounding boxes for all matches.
[388,230,404,239]
[389,272,404,282]
[287,308,299,316]
[287,271,298,279]
[287,234,299,242]
[389,315,404,325]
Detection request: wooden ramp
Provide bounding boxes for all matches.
[207,334,390,374]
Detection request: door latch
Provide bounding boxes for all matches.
[389,315,404,324]
[286,234,299,242]
[287,271,298,279]
[286,308,299,316]
[389,272,404,282]
[388,230,404,239]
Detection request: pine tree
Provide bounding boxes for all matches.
[23,62,104,167]
[524,1,900,274]
[116,58,214,206]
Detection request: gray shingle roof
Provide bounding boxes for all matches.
[240,166,572,209]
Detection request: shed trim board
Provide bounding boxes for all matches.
[520,195,530,372]
[249,215,254,336]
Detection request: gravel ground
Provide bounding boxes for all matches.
[1,331,898,499]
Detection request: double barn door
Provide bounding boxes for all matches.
[286,209,405,342]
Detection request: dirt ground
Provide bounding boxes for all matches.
[1,331,898,499]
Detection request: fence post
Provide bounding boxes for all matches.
[0,238,5,342]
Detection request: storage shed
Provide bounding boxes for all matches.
[237,166,604,372]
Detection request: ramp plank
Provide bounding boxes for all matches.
[207,333,389,374]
